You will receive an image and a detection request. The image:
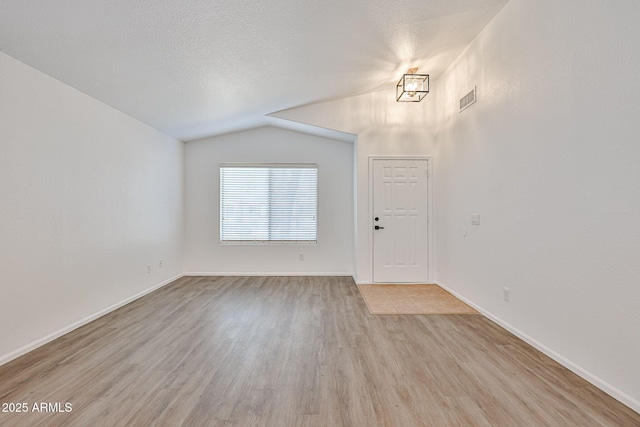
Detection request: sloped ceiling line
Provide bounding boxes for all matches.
[0,0,508,141]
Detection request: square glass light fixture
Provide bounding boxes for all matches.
[396,68,429,102]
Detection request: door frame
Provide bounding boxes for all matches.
[368,156,434,284]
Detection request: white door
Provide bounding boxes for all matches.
[372,158,429,283]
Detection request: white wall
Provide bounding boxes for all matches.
[183,126,353,275]
[0,52,184,364]
[433,0,640,410]
[273,90,436,282]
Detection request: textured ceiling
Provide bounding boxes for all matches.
[0,0,508,141]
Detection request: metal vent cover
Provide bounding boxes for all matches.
[460,86,477,112]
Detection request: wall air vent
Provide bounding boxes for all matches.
[459,86,477,112]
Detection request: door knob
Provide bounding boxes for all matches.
[375,225,385,230]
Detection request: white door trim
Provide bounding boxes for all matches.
[368,156,434,284]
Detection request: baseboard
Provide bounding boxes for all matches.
[435,281,640,414]
[183,272,354,277]
[356,281,437,285]
[0,273,184,368]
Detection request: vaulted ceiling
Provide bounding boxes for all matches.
[0,0,508,141]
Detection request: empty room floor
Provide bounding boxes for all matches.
[0,276,638,426]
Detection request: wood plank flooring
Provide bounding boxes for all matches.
[0,276,638,426]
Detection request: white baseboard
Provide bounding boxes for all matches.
[435,281,640,414]
[356,281,437,285]
[0,273,184,368]
[183,272,353,277]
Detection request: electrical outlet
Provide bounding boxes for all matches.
[503,287,510,302]
[471,214,481,225]
[298,253,304,261]
[159,260,163,268]
[147,264,151,274]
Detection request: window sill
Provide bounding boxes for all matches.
[220,240,318,245]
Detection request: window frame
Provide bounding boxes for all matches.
[219,163,319,245]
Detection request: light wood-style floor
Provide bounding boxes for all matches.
[0,276,638,426]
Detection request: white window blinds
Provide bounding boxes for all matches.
[220,164,318,242]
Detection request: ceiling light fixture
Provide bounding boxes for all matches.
[396,68,429,102]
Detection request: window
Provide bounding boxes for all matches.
[220,164,318,243]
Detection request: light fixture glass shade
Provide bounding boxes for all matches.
[396,73,429,102]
